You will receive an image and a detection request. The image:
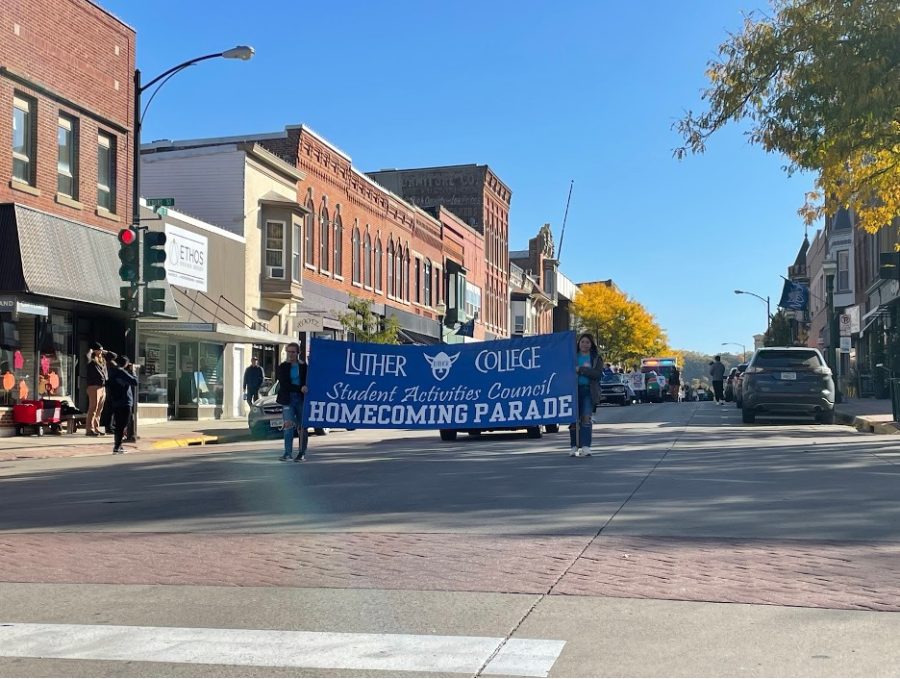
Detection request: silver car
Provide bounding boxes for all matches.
[247,381,328,438]
[740,347,835,424]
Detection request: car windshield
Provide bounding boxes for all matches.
[601,374,624,384]
[752,350,822,369]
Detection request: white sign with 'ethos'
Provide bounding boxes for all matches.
[165,223,208,292]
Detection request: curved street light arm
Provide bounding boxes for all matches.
[139,52,227,93]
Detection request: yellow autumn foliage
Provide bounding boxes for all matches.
[572,283,670,366]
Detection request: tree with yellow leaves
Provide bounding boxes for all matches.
[572,283,670,366]
[675,0,899,234]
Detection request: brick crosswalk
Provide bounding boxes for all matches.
[2,532,899,612]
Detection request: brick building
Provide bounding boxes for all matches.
[510,223,558,336]
[0,0,136,431]
[425,206,486,342]
[139,125,453,347]
[368,165,511,339]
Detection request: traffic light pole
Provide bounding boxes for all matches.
[130,68,143,440]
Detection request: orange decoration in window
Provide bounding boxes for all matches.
[1,372,13,391]
[18,380,29,400]
[48,372,60,390]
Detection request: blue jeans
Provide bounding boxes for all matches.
[569,385,593,449]
[282,393,308,458]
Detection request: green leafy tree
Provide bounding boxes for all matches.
[675,0,900,233]
[764,309,795,346]
[338,295,401,344]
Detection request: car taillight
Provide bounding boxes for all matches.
[813,366,832,375]
[745,366,764,373]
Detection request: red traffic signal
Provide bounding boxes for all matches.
[118,227,138,246]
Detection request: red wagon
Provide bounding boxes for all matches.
[13,399,63,436]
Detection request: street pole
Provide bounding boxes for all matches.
[825,270,842,404]
[128,47,254,437]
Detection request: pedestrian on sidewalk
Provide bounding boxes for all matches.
[85,342,108,437]
[710,355,727,404]
[243,356,265,406]
[276,342,308,462]
[100,351,117,434]
[570,333,603,458]
[106,355,137,454]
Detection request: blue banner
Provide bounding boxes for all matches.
[305,331,577,429]
[778,279,809,311]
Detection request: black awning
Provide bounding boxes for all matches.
[0,203,175,314]
[397,328,440,345]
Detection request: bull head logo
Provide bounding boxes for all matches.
[424,351,460,381]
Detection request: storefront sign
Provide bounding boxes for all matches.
[165,223,208,292]
[305,332,577,430]
[847,305,861,333]
[0,296,48,316]
[294,313,325,333]
[840,336,851,353]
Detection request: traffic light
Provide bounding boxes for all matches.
[144,287,166,316]
[118,227,140,284]
[119,285,139,314]
[143,230,168,282]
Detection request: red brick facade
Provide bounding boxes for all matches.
[0,0,135,230]
[260,126,446,326]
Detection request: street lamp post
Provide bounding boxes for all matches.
[133,46,254,229]
[821,259,842,403]
[129,46,254,436]
[721,341,747,362]
[734,289,772,333]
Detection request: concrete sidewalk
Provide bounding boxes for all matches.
[834,396,899,434]
[0,418,254,461]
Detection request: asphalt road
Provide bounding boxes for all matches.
[2,401,900,677]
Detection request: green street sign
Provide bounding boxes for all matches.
[146,197,175,207]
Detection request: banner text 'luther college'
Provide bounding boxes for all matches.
[305,331,577,430]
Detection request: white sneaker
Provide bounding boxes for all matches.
[581,447,592,457]
[569,447,579,457]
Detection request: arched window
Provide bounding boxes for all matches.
[319,205,330,272]
[333,212,343,277]
[364,232,372,288]
[374,237,383,292]
[304,197,315,266]
[387,240,395,297]
[394,243,403,299]
[402,246,410,302]
[351,226,360,284]
[424,259,432,307]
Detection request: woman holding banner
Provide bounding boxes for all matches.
[570,333,603,458]
[276,342,309,462]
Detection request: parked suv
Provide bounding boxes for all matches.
[740,347,835,424]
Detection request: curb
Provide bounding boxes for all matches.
[147,432,254,450]
[836,411,900,435]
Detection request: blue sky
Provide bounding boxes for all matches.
[102,0,816,357]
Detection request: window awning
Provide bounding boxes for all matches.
[861,304,891,333]
[397,328,440,345]
[0,203,177,315]
[137,320,296,346]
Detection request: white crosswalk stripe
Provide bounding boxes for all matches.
[0,622,565,677]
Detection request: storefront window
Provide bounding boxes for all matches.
[138,336,170,404]
[37,311,74,399]
[0,310,72,406]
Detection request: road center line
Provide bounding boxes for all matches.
[0,622,565,677]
